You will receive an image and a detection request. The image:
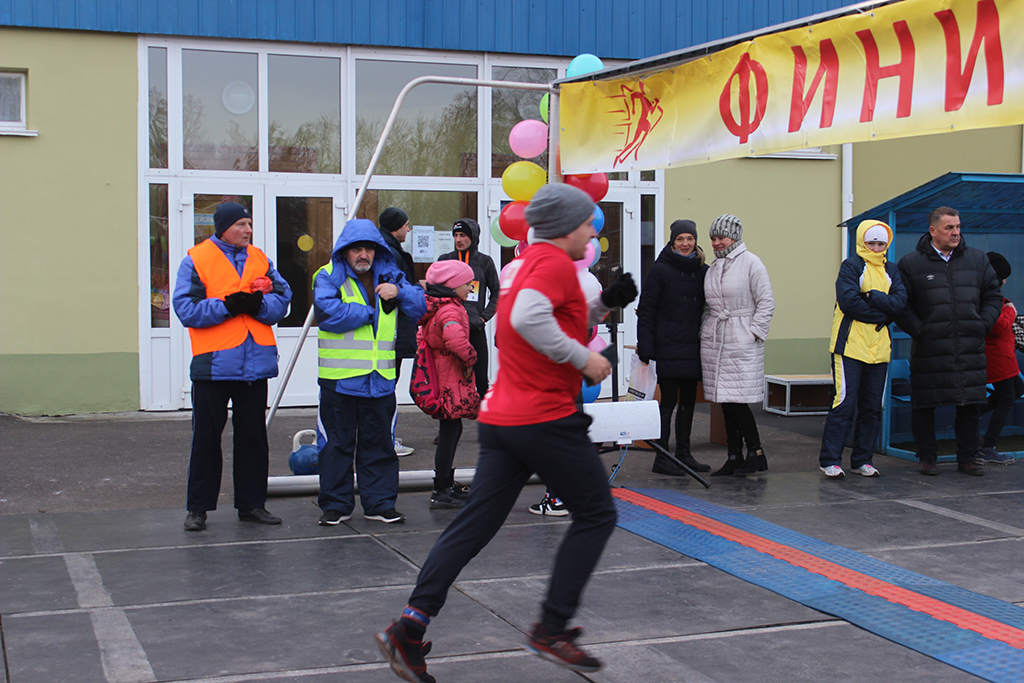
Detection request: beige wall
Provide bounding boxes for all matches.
[663,149,844,374]
[0,28,139,413]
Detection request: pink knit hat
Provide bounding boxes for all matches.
[426,260,474,288]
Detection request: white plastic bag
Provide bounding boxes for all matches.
[626,353,657,401]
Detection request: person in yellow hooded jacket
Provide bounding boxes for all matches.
[818,220,907,478]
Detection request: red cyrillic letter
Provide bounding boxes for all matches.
[789,39,840,132]
[857,21,916,122]
[935,0,1003,111]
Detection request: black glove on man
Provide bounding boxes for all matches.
[601,272,638,309]
[223,292,250,317]
[243,290,264,316]
[379,275,399,314]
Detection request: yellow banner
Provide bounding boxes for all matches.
[560,0,1021,172]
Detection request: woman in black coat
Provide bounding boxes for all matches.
[636,220,711,474]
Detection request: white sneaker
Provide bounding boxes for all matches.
[852,464,880,477]
[394,438,414,457]
[819,465,845,478]
[529,494,569,516]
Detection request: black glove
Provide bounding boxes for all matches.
[379,275,399,314]
[242,290,263,316]
[223,292,250,317]
[601,272,638,309]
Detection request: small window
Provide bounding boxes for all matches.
[0,72,33,135]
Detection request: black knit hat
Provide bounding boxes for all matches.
[379,207,409,232]
[214,202,252,237]
[988,251,1011,281]
[670,219,697,243]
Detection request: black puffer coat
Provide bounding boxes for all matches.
[636,244,708,379]
[438,218,500,331]
[895,233,1002,408]
[379,227,419,359]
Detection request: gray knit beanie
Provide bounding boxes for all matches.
[709,214,743,242]
[524,184,595,240]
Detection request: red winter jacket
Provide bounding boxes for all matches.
[986,300,1019,383]
[419,290,480,420]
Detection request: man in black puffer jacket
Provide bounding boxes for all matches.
[895,206,1002,476]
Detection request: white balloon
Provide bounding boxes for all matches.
[578,270,603,301]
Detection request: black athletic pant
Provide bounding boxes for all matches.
[187,379,269,512]
[408,410,617,632]
[656,377,697,456]
[721,402,761,455]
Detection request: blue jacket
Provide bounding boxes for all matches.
[173,236,292,382]
[314,219,427,398]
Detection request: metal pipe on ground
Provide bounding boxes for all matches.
[267,468,542,497]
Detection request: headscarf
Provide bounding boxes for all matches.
[855,220,893,295]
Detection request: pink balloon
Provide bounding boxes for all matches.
[514,240,530,257]
[509,119,549,159]
[587,335,607,352]
[577,242,595,269]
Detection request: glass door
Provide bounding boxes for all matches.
[594,189,640,398]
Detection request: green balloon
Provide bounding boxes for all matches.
[491,214,518,248]
[540,93,549,124]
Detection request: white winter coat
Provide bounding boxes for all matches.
[700,243,774,403]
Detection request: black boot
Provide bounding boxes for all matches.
[451,468,470,499]
[430,484,467,509]
[652,454,689,476]
[711,453,743,477]
[734,448,768,476]
[677,451,711,473]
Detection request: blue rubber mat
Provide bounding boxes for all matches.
[614,487,1024,683]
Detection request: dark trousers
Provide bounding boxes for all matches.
[318,387,399,516]
[980,375,1024,448]
[819,354,887,468]
[721,402,761,455]
[433,418,464,489]
[469,327,489,398]
[911,403,982,463]
[187,379,269,512]
[408,411,617,632]
[656,377,697,456]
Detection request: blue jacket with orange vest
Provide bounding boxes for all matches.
[314,220,426,398]
[173,235,292,382]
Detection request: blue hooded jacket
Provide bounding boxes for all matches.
[314,219,426,398]
[173,236,292,382]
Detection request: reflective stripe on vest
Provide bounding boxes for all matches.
[316,262,398,380]
[187,239,276,356]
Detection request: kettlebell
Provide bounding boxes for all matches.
[288,429,319,475]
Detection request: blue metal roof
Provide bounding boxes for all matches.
[0,0,857,60]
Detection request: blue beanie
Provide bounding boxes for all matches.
[214,202,252,237]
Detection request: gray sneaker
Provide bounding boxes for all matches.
[976,447,1015,465]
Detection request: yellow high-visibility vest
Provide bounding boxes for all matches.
[316,263,397,380]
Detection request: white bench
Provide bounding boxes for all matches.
[763,374,834,416]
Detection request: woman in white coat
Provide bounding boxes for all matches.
[700,214,774,476]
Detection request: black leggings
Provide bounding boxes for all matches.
[433,418,464,489]
[656,377,697,456]
[721,402,761,455]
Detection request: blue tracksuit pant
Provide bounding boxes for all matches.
[819,354,887,469]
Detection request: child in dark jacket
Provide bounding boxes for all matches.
[977,252,1021,465]
[420,260,480,508]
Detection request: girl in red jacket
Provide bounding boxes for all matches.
[978,252,1022,465]
[421,260,480,508]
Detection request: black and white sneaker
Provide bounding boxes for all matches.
[529,493,569,517]
[318,509,352,525]
[365,509,407,523]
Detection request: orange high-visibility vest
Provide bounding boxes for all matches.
[187,239,276,356]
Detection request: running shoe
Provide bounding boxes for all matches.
[524,622,601,673]
[529,493,568,516]
[851,464,880,477]
[375,621,434,683]
[819,465,845,478]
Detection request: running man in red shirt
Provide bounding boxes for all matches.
[375,183,637,682]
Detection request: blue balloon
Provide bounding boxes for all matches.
[567,54,605,79]
[592,205,605,234]
[581,379,601,403]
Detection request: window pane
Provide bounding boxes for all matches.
[0,74,23,123]
[357,190,477,281]
[268,55,341,174]
[275,197,333,327]
[149,184,170,327]
[592,202,623,298]
[640,170,655,182]
[193,194,253,244]
[491,66,555,178]
[356,60,477,176]
[148,47,168,168]
[182,50,258,171]
[640,194,657,285]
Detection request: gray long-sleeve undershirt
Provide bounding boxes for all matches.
[509,288,610,370]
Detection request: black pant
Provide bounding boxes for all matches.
[911,403,982,463]
[187,380,269,512]
[469,327,489,398]
[433,418,464,489]
[656,377,697,456]
[408,411,617,632]
[980,375,1024,448]
[721,402,761,455]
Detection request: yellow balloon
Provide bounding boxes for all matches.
[599,237,610,252]
[297,234,314,252]
[501,161,547,202]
